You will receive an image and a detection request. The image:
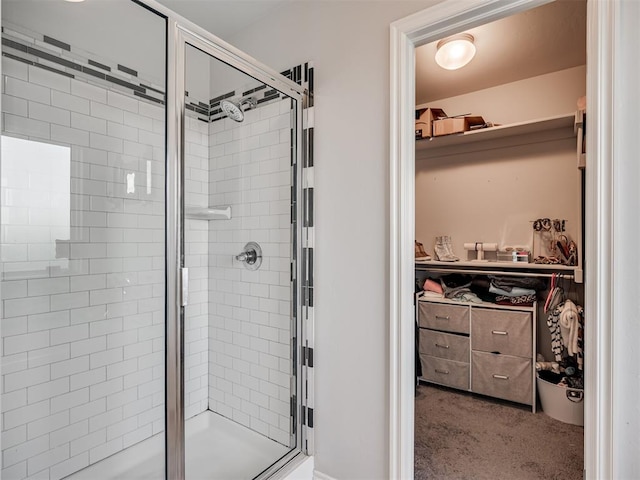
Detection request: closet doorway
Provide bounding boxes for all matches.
[413,3,585,478]
[389,0,613,478]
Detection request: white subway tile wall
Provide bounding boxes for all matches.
[1,54,167,479]
[208,98,293,447]
[183,114,210,420]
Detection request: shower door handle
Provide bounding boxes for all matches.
[180,267,189,307]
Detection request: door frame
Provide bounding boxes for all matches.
[389,0,614,478]
[139,1,308,478]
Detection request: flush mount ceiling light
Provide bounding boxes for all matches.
[64,0,86,2]
[435,33,476,70]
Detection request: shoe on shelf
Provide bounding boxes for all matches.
[443,235,460,261]
[415,240,431,262]
[434,236,447,261]
[434,235,459,262]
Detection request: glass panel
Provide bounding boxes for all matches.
[1,1,167,479]
[183,44,297,479]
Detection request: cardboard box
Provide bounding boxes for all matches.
[432,115,485,136]
[415,107,446,139]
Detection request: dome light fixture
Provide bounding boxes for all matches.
[435,33,476,70]
[64,0,86,3]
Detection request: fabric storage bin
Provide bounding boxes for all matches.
[471,309,532,357]
[419,329,469,363]
[420,354,470,390]
[537,374,584,426]
[418,301,469,334]
[472,351,532,405]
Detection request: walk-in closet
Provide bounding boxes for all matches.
[413,2,586,478]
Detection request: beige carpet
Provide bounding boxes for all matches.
[414,383,584,480]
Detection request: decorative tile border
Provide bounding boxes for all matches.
[299,61,315,454]
[1,23,166,106]
[2,23,301,125]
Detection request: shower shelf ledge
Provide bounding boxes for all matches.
[185,205,232,220]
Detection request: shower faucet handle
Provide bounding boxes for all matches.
[235,242,262,270]
[235,250,256,264]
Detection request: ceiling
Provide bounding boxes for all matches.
[415,0,587,105]
[2,0,292,88]
[7,0,585,104]
[155,0,292,40]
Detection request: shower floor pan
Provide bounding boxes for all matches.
[65,411,289,479]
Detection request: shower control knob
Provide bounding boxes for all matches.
[235,242,262,270]
[236,250,256,264]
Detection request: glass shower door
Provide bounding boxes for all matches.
[178,38,303,479]
[1,1,168,478]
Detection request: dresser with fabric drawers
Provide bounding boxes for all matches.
[417,295,537,412]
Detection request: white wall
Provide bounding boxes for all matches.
[227,2,438,478]
[186,47,211,103]
[419,65,586,125]
[416,137,580,260]
[611,0,640,476]
[415,66,586,259]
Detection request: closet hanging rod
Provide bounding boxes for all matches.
[416,267,574,280]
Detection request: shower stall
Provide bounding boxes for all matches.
[0,1,313,478]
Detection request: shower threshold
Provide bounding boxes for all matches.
[65,410,290,479]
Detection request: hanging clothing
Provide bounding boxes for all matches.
[546,304,565,362]
[575,304,585,371]
[546,300,585,370]
[559,300,579,356]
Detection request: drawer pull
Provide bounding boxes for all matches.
[435,369,450,375]
[435,343,450,349]
[435,315,450,321]
[492,374,509,380]
[491,330,508,335]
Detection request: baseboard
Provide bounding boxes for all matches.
[314,471,338,480]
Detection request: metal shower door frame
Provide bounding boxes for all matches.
[159,3,309,478]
